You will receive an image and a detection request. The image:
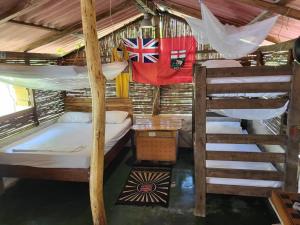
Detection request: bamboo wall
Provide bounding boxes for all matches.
[0,58,64,141]
[62,13,292,117]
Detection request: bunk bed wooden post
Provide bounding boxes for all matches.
[0,179,4,194]
[80,0,107,225]
[284,62,300,192]
[194,64,207,217]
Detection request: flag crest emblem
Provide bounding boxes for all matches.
[171,50,186,70]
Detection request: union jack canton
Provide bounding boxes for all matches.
[123,38,159,63]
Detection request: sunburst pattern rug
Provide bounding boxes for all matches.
[116,167,172,207]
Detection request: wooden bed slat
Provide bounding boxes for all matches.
[206,151,285,163]
[64,97,133,116]
[206,184,281,197]
[207,98,287,109]
[0,166,89,182]
[206,65,293,78]
[207,82,291,94]
[207,134,287,145]
[206,168,284,180]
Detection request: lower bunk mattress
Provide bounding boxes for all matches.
[206,121,282,188]
[0,118,132,168]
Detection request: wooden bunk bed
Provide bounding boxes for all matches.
[193,62,300,216]
[0,97,133,182]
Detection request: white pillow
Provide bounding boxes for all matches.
[106,111,128,124]
[58,112,92,123]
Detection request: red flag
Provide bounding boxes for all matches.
[125,36,196,86]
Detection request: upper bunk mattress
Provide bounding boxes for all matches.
[0,118,131,168]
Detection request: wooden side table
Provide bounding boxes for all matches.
[132,116,182,164]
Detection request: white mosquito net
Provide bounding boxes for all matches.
[0,61,128,91]
[185,3,278,59]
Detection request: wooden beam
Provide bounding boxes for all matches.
[20,1,131,52]
[238,0,300,21]
[133,0,156,15]
[207,82,291,94]
[7,20,62,33]
[207,134,287,145]
[258,38,296,52]
[0,51,58,60]
[206,65,293,77]
[207,98,287,109]
[80,0,107,225]
[207,184,280,197]
[193,65,206,217]
[0,0,50,25]
[284,62,300,192]
[0,178,4,195]
[206,168,283,180]
[206,151,286,163]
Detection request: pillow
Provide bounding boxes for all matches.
[57,112,92,123]
[106,111,128,124]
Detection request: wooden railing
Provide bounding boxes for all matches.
[193,63,298,217]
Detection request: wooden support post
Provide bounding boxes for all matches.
[152,86,160,115]
[284,62,300,192]
[256,51,264,66]
[151,15,161,116]
[0,178,4,195]
[193,64,207,217]
[80,1,107,225]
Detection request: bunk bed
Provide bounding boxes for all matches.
[0,98,133,182]
[193,63,300,216]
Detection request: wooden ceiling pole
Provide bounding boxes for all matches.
[80,0,107,225]
[238,0,300,21]
[133,0,157,15]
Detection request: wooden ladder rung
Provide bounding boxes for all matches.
[206,184,281,197]
[206,151,285,163]
[207,134,287,145]
[206,168,284,180]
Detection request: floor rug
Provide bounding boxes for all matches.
[116,167,172,207]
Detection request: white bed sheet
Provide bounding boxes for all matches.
[206,121,282,188]
[0,118,131,168]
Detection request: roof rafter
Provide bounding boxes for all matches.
[238,0,300,20]
[8,20,62,33]
[0,0,50,26]
[19,1,132,52]
[133,0,157,15]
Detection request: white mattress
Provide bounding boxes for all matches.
[208,75,291,98]
[206,121,282,188]
[0,118,131,168]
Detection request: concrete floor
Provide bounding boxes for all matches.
[0,150,279,225]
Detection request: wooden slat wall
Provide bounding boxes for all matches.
[65,80,116,98]
[0,108,36,140]
[160,84,193,114]
[129,82,154,114]
[34,90,64,123]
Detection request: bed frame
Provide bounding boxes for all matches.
[0,97,133,182]
[193,63,300,216]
